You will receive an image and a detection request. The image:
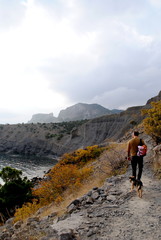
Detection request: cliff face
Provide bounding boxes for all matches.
[28,103,122,123]
[0,107,143,157]
[58,103,113,122]
[65,106,144,150]
[0,91,160,157]
[28,113,58,124]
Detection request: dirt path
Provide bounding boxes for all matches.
[101,160,161,240]
[52,157,161,240]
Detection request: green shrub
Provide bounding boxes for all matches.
[57,134,63,140]
[0,167,33,223]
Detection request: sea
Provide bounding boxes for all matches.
[0,154,57,185]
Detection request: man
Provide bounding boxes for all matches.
[127,131,146,180]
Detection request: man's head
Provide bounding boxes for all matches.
[133,131,139,137]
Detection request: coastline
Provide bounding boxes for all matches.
[0,153,58,184]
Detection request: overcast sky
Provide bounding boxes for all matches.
[0,0,161,124]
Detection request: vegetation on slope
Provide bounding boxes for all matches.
[142,100,161,144]
[142,100,161,177]
[14,144,127,222]
[0,120,88,156]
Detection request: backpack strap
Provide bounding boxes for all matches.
[139,139,143,146]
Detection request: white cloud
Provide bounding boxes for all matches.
[0,68,69,115]
[149,0,161,7]
[0,0,96,122]
[114,21,154,47]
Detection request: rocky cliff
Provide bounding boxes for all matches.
[57,103,120,122]
[28,103,122,123]
[28,113,58,124]
[0,91,160,157]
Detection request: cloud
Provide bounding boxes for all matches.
[0,0,161,123]
[0,0,25,30]
[149,0,161,7]
[0,0,73,119]
[90,87,151,110]
[39,15,159,106]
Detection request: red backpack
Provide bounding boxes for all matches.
[137,139,147,157]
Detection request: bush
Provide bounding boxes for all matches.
[45,133,57,139]
[0,167,33,223]
[94,143,128,177]
[57,133,64,140]
[14,200,40,222]
[33,164,92,205]
[142,101,161,143]
[60,145,105,166]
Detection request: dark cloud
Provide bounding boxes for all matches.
[40,28,161,108]
[34,0,161,107]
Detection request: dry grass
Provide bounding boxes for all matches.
[37,175,107,219]
[92,143,127,177]
[35,142,128,220]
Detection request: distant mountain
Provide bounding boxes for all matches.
[28,113,58,124]
[58,103,115,122]
[28,103,122,123]
[110,109,123,114]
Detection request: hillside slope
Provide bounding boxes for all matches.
[0,91,160,157]
[0,106,143,157]
[1,153,161,240]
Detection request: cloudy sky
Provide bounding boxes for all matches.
[0,0,161,124]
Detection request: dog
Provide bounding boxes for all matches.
[129,176,143,198]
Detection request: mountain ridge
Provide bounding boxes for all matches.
[28,103,122,123]
[0,90,160,157]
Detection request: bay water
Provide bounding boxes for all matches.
[0,154,57,184]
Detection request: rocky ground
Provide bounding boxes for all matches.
[0,156,161,240]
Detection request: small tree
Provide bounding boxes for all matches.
[0,167,33,222]
[0,166,22,183]
[142,100,161,143]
